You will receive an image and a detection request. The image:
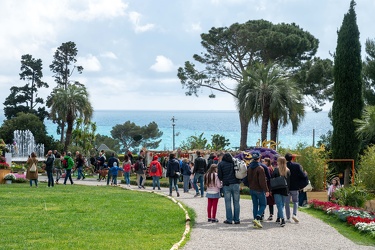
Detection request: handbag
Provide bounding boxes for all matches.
[270,176,288,190]
[30,163,37,173]
[303,180,313,192]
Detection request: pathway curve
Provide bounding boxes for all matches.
[39,176,374,250]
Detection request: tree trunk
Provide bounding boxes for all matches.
[59,121,65,144]
[270,117,278,143]
[261,101,270,142]
[64,114,73,151]
[344,165,351,187]
[239,111,250,150]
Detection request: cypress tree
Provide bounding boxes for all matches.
[331,0,363,186]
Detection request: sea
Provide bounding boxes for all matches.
[0,110,332,151]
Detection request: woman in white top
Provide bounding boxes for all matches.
[327,177,341,201]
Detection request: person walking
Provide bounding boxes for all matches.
[76,153,85,180]
[193,151,207,197]
[110,162,123,185]
[26,152,39,187]
[53,150,62,184]
[247,151,269,229]
[218,152,241,225]
[107,153,119,185]
[45,150,55,187]
[264,158,275,221]
[135,156,146,189]
[166,153,180,197]
[272,157,291,227]
[181,158,191,193]
[205,164,222,223]
[285,152,308,223]
[63,152,74,185]
[122,155,132,187]
[149,155,163,190]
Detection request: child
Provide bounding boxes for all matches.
[328,177,341,201]
[123,155,132,187]
[204,164,222,223]
[111,162,123,185]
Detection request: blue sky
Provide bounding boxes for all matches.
[0,0,373,112]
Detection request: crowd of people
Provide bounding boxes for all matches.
[23,148,342,229]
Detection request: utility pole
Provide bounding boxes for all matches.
[171,116,176,150]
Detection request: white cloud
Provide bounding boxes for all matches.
[77,54,101,72]
[150,56,175,73]
[100,51,118,59]
[128,11,155,33]
[186,22,202,33]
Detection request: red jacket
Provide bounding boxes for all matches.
[149,160,162,177]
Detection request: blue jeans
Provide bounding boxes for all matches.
[46,170,54,187]
[193,173,204,196]
[29,179,38,187]
[77,166,84,179]
[64,169,73,184]
[183,175,190,192]
[107,170,113,185]
[169,176,179,194]
[124,172,130,185]
[223,183,240,223]
[152,176,160,189]
[284,190,299,219]
[250,190,267,219]
[274,194,286,219]
[112,175,118,185]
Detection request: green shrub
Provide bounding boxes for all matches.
[358,145,375,191]
[334,186,370,208]
[279,143,327,191]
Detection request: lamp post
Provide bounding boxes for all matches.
[171,116,176,150]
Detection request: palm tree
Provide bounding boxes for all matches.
[354,105,375,140]
[49,84,93,150]
[237,62,305,143]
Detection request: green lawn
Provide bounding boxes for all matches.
[302,207,375,246]
[0,183,190,250]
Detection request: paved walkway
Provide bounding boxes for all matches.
[39,176,374,250]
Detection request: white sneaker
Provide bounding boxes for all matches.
[292,215,299,223]
[286,218,291,223]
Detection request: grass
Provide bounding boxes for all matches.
[0,183,190,250]
[302,207,375,246]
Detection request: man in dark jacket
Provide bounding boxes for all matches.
[285,152,307,223]
[218,153,241,224]
[45,150,55,187]
[247,151,269,229]
[193,151,207,197]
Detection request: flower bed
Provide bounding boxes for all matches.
[309,199,375,238]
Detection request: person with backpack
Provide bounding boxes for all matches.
[166,153,180,197]
[26,152,39,187]
[181,158,191,193]
[149,155,162,190]
[285,152,308,223]
[63,152,75,185]
[193,151,207,197]
[122,155,132,187]
[247,151,269,229]
[135,156,146,189]
[218,152,241,225]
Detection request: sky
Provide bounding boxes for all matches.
[0,0,374,113]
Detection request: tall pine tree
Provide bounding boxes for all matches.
[331,0,363,186]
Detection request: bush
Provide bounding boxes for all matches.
[358,145,375,191]
[334,186,370,208]
[279,143,327,191]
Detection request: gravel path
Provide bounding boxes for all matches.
[39,176,374,250]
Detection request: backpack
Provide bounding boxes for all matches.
[150,163,157,173]
[134,161,140,171]
[233,158,247,179]
[30,163,37,173]
[123,163,131,172]
[62,159,68,169]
